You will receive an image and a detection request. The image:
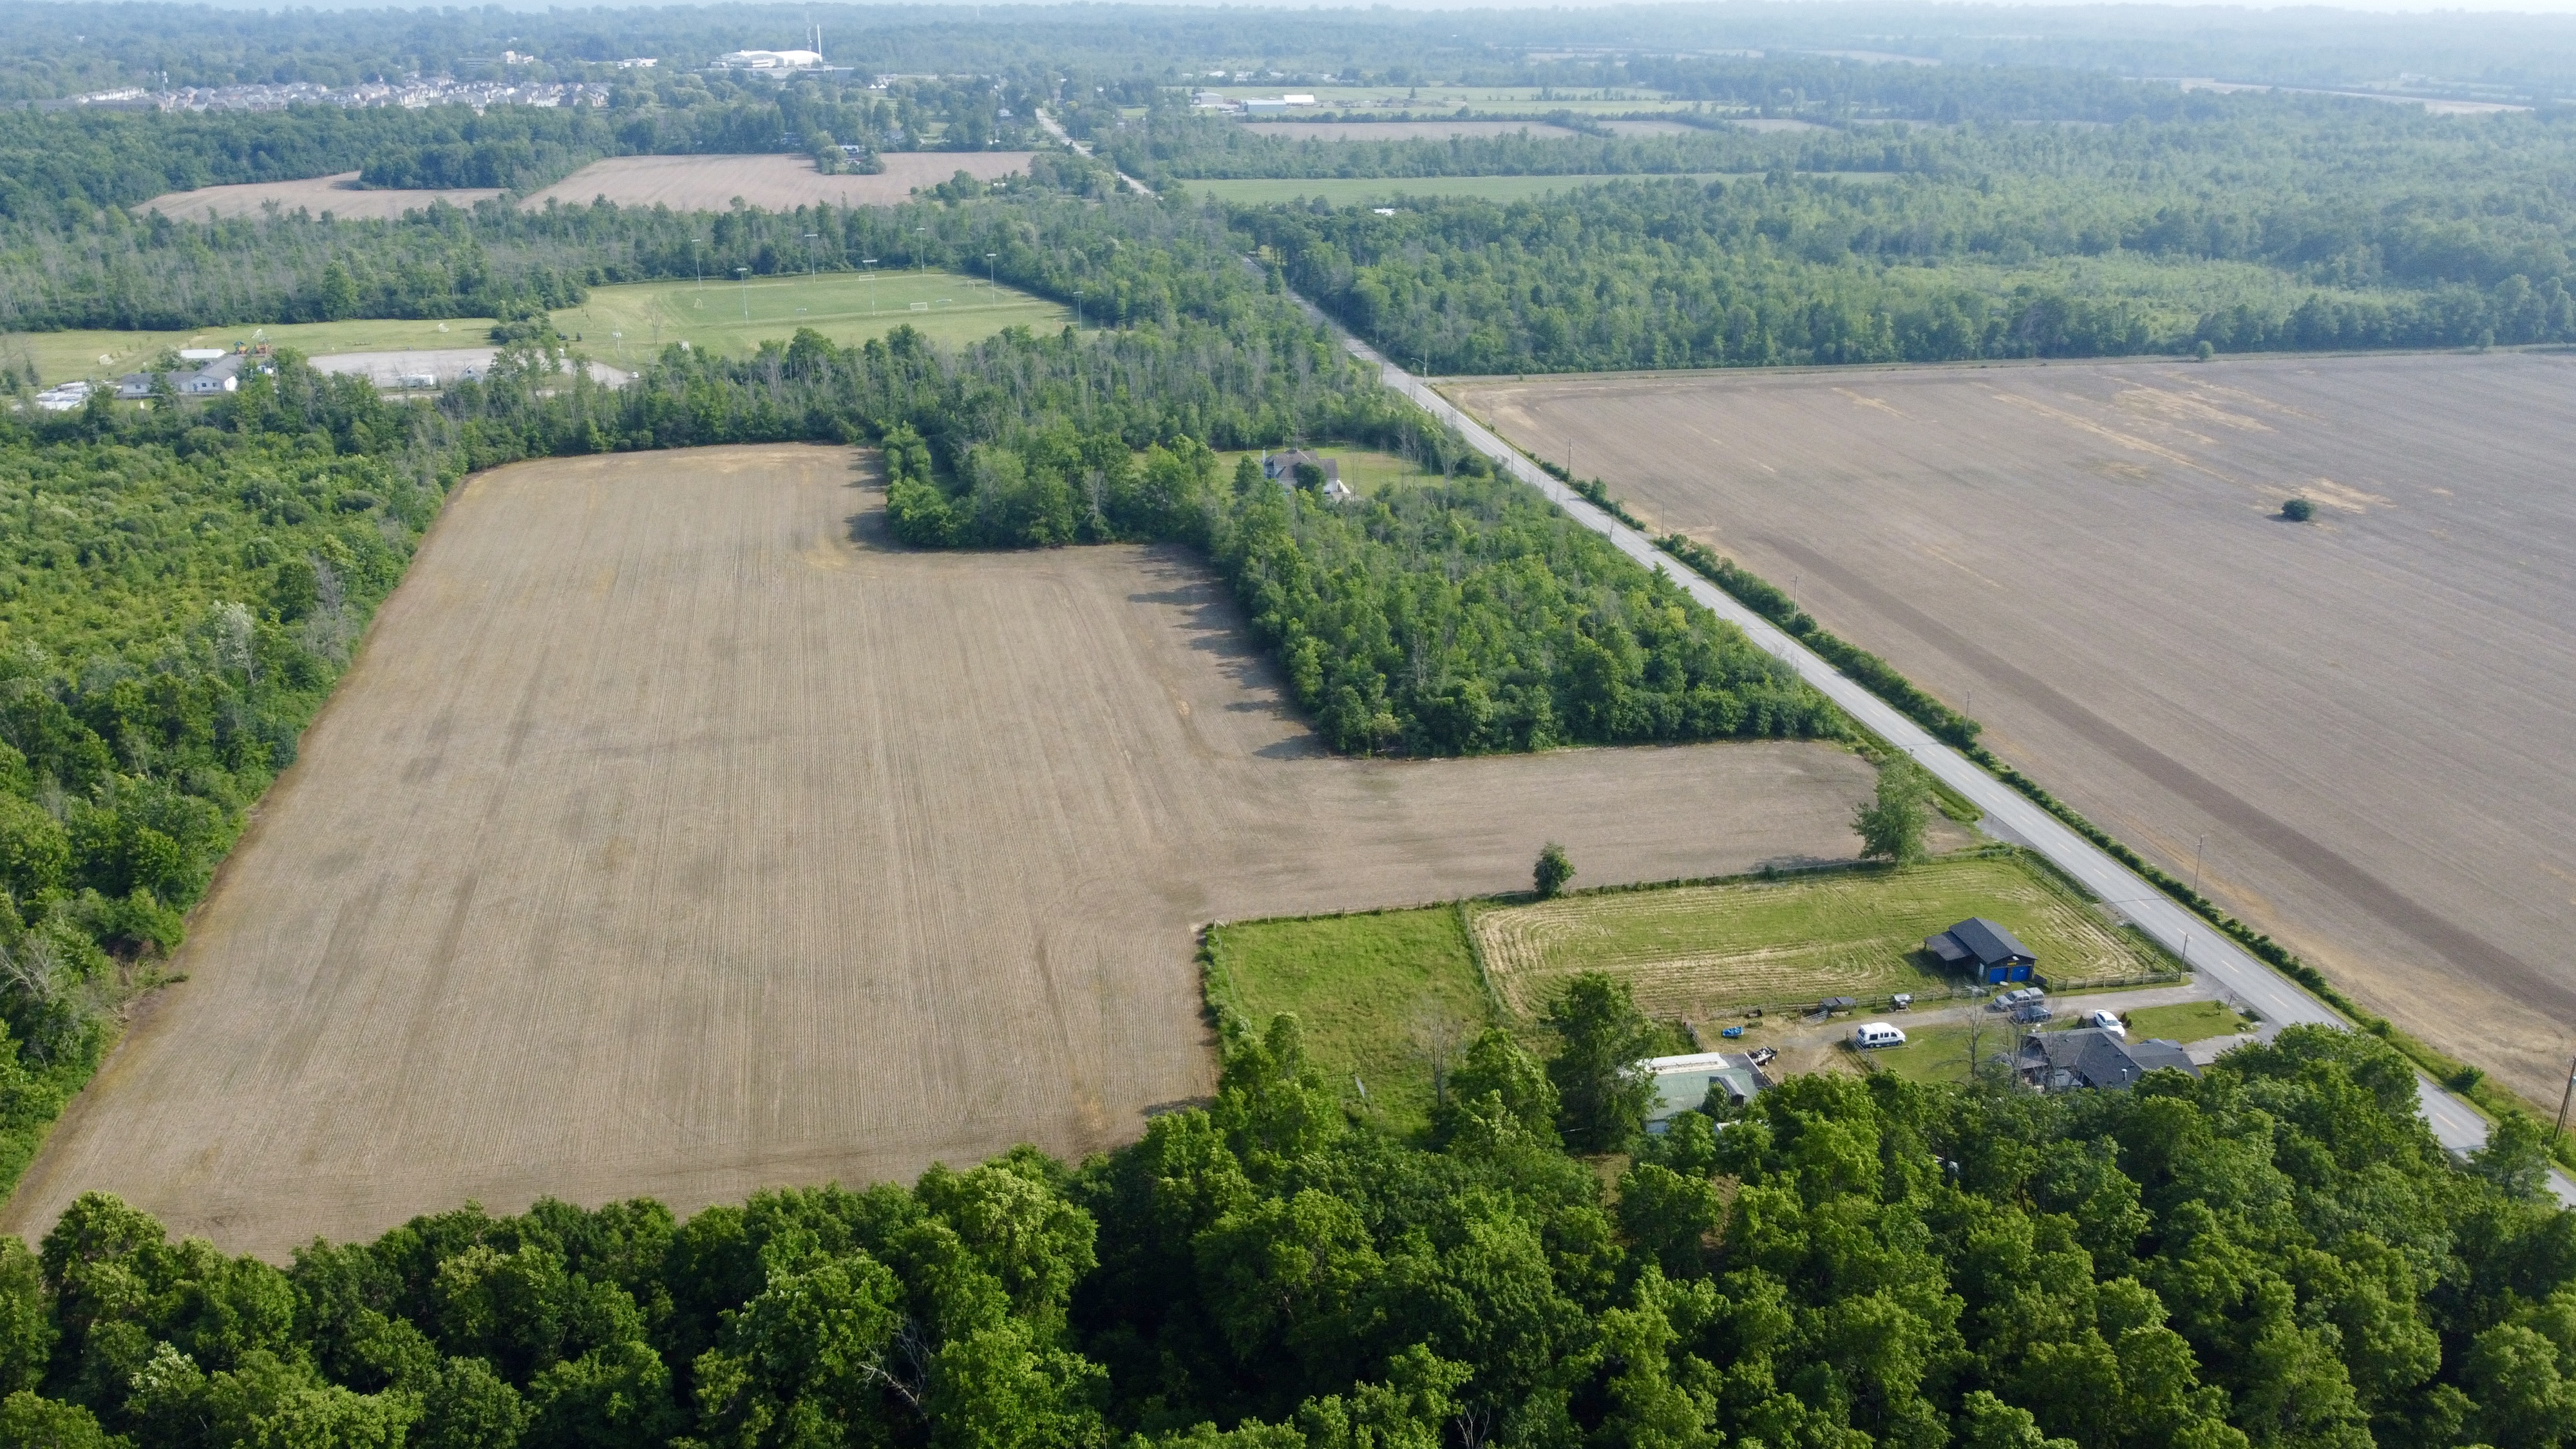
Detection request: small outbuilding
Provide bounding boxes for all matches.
[1641,1050,1772,1132]
[2018,1027,2197,1094]
[1926,916,2038,984]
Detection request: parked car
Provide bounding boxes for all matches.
[1991,986,2046,1012]
[1853,1021,1908,1049]
[2011,1003,2054,1024]
[1891,992,1914,1010]
[2085,1009,2125,1034]
[1748,1047,1777,1068]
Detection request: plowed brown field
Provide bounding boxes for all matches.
[1452,352,2576,1104]
[142,171,503,220]
[518,152,1031,211]
[1,444,1884,1256]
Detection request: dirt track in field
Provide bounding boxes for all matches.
[1452,352,2576,1104]
[1,444,1882,1256]
[142,171,503,220]
[518,153,1031,211]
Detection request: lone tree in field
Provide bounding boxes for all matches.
[1542,972,1658,1152]
[1855,758,1933,864]
[2282,497,2316,522]
[1533,842,1574,898]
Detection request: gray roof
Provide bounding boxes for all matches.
[2019,1027,2199,1092]
[1944,916,2035,967]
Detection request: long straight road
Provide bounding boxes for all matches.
[1309,314,2576,1206]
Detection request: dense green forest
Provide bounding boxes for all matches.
[0,71,1050,221]
[0,1003,2567,1448]
[0,163,1144,332]
[1237,104,2576,371]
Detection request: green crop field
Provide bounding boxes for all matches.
[1204,907,1490,1135]
[554,269,1072,363]
[1471,852,2178,1022]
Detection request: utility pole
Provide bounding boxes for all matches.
[1073,287,1083,328]
[2190,835,2206,898]
[2554,1051,2576,1152]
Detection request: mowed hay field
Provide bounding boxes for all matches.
[1452,352,2576,1104]
[1472,852,2168,1019]
[142,170,502,220]
[518,152,1031,211]
[1,444,1887,1256]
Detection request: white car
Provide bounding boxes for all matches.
[1853,1021,1907,1049]
[2085,1009,2126,1036]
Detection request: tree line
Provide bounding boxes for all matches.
[0,987,2568,1448]
[1237,125,2576,373]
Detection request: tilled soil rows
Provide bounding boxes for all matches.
[1454,352,2576,1104]
[2,444,1884,1255]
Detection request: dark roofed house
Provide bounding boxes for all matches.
[2018,1027,2199,1094]
[1262,449,1340,489]
[1926,916,2038,983]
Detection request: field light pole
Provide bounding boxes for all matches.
[1073,287,1083,328]
[861,259,877,312]
[735,267,750,321]
[985,251,998,292]
[803,232,819,276]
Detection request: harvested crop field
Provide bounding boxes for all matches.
[518,152,1031,211]
[1240,120,1579,140]
[1472,851,2168,1019]
[1,444,1889,1256]
[1454,352,2576,1104]
[141,171,502,220]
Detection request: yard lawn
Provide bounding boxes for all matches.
[2120,999,2254,1043]
[552,269,1072,363]
[1205,906,1490,1135]
[1213,446,1432,497]
[1861,1021,2022,1086]
[12,317,492,388]
[1472,851,2178,1022]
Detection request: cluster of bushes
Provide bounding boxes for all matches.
[0,987,2570,1448]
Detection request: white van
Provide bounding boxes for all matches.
[1853,1021,1908,1049]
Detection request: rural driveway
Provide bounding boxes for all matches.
[1307,315,2576,1206]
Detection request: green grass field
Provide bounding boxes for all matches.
[2120,999,2252,1044]
[1212,446,1432,497]
[12,269,1070,387]
[1204,906,1490,1135]
[1189,173,1900,207]
[1864,1021,2023,1086]
[554,269,1073,363]
[10,317,491,386]
[1472,851,2178,1021]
